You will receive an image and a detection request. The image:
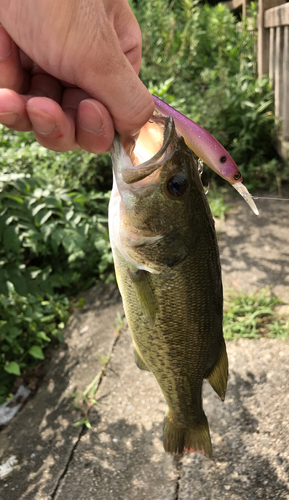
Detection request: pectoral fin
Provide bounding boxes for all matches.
[128,269,156,327]
[133,345,150,372]
[205,339,228,401]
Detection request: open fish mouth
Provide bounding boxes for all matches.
[120,116,176,184]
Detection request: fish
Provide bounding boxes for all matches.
[152,95,259,215]
[109,115,228,457]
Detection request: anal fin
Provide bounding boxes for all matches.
[206,338,228,401]
[128,269,156,327]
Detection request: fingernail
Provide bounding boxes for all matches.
[0,26,12,60]
[78,100,104,135]
[28,108,56,135]
[0,112,18,126]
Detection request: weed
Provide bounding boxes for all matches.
[223,288,289,340]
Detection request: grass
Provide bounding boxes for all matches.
[223,288,289,341]
[208,186,231,220]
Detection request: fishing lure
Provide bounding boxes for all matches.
[152,95,259,215]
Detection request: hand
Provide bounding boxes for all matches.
[0,0,154,153]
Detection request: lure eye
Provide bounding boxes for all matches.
[166,174,188,199]
[220,156,226,163]
[234,172,241,181]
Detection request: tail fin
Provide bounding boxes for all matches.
[163,411,212,458]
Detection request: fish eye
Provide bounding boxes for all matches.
[166,174,188,199]
[220,156,226,163]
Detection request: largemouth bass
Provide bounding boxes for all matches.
[109,116,228,457]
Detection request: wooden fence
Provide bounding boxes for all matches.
[224,0,289,157]
[262,0,289,151]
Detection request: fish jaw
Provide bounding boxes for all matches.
[109,173,164,274]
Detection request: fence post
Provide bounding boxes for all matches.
[283,26,289,140]
[274,26,283,120]
[258,0,285,79]
[269,28,275,86]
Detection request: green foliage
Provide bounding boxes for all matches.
[135,0,285,190]
[0,172,112,296]
[0,282,70,403]
[0,125,114,401]
[0,128,112,192]
[223,288,289,340]
[208,186,231,219]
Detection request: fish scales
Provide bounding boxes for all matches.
[109,116,228,457]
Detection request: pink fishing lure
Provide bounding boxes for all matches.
[152,95,258,215]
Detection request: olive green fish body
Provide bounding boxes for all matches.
[109,117,228,457]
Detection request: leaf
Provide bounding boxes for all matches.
[73,418,91,428]
[65,209,74,221]
[63,231,85,253]
[256,100,271,114]
[9,273,28,296]
[45,197,62,209]
[4,362,21,376]
[30,268,42,279]
[36,331,51,342]
[4,194,24,204]
[51,229,64,251]
[34,208,52,227]
[68,250,85,262]
[0,215,8,238]
[3,225,21,252]
[33,188,43,199]
[38,209,53,226]
[242,100,256,108]
[94,239,107,253]
[28,345,45,359]
[77,298,85,308]
[0,278,8,295]
[31,203,46,217]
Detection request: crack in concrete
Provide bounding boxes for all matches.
[50,426,85,500]
[173,456,183,500]
[50,316,126,499]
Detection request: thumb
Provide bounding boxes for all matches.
[73,16,154,136]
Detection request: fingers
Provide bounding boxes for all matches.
[25,93,115,153]
[0,25,29,93]
[28,73,63,102]
[0,85,115,153]
[0,73,64,131]
[62,89,115,153]
[76,99,115,154]
[26,96,78,151]
[0,89,31,131]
